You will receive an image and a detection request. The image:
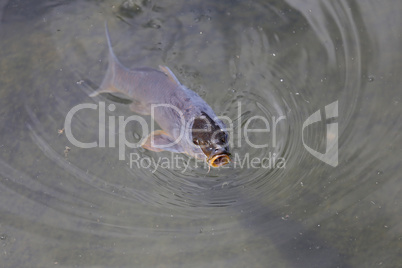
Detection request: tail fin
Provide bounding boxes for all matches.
[90,22,125,97]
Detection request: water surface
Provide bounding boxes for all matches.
[0,0,401,267]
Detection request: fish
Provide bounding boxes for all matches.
[90,24,230,168]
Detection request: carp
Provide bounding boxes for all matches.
[91,24,230,168]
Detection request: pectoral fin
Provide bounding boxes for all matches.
[129,101,151,115]
[141,130,184,153]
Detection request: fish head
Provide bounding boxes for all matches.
[191,112,230,168]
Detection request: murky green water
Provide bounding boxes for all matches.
[0,0,401,267]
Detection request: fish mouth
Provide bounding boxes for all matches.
[208,154,231,168]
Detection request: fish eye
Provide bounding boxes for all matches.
[193,138,199,145]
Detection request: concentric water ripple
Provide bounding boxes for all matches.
[1,0,401,267]
[22,0,363,214]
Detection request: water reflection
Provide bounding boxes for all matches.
[0,0,401,267]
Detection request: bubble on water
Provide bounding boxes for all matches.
[368,75,375,82]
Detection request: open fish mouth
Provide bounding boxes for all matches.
[208,154,231,168]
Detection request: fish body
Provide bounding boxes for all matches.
[91,24,230,167]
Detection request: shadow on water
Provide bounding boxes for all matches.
[0,0,401,267]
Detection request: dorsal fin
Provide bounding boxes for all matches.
[158,65,181,85]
